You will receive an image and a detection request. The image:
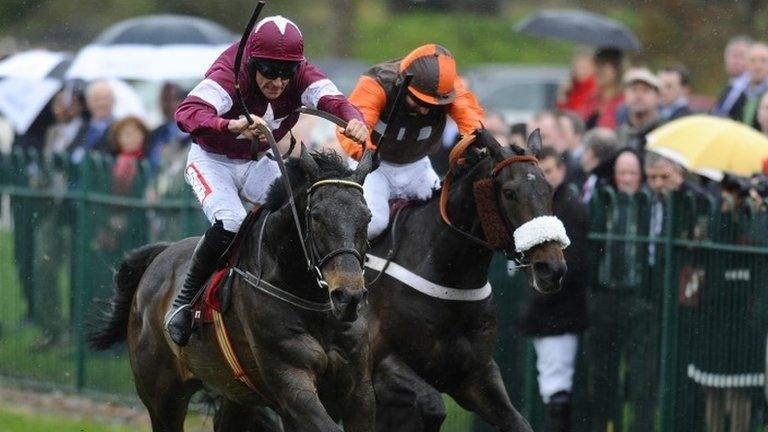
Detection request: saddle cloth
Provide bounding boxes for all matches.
[192,206,263,324]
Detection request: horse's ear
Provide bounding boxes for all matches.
[527,128,542,157]
[351,147,373,185]
[298,142,320,182]
[479,128,507,161]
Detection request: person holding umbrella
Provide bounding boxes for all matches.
[166,15,369,346]
[583,48,625,130]
[335,44,485,239]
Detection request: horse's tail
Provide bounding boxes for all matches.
[88,242,170,351]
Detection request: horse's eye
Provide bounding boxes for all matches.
[502,188,516,200]
[310,211,322,222]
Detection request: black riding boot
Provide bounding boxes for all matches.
[543,391,572,432]
[165,221,235,346]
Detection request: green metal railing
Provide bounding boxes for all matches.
[2,148,768,431]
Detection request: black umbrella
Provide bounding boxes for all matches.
[92,14,235,46]
[516,9,641,51]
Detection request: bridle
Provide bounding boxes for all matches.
[438,133,540,267]
[304,179,366,289]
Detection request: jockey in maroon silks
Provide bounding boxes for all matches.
[165,15,369,346]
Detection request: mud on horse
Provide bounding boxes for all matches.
[366,128,569,432]
[88,137,378,432]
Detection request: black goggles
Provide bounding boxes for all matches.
[251,58,300,80]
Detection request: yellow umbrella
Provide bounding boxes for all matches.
[645,114,768,180]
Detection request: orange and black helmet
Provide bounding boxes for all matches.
[399,44,457,106]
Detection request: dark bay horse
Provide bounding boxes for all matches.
[367,129,568,432]
[89,146,376,432]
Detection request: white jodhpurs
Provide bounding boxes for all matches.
[532,333,578,403]
[363,156,440,239]
[185,144,281,232]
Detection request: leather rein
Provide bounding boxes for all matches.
[438,134,539,265]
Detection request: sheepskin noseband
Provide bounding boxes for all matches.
[513,216,570,253]
[474,179,570,252]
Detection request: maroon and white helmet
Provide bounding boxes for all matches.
[247,15,304,62]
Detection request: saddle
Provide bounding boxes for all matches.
[369,199,411,246]
[192,206,263,324]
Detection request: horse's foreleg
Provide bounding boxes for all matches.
[214,399,283,432]
[267,368,342,432]
[341,375,376,432]
[448,359,532,432]
[373,354,446,432]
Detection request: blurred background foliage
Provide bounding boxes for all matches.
[2,0,768,93]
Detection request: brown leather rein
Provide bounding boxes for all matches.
[438,134,538,252]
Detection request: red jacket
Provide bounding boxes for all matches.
[175,43,363,159]
[557,75,597,120]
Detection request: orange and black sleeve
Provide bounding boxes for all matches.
[337,75,387,161]
[448,77,485,135]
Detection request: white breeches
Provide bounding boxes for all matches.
[363,156,440,238]
[532,333,578,403]
[185,144,280,232]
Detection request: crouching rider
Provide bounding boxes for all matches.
[166,15,368,346]
[336,44,484,239]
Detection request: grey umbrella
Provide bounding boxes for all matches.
[92,14,235,46]
[516,9,641,51]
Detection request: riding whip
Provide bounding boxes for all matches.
[232,0,266,161]
[373,72,413,160]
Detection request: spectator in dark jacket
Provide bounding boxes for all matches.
[712,36,752,117]
[659,65,693,121]
[558,110,588,188]
[618,68,663,154]
[519,146,588,432]
[148,83,190,175]
[724,42,768,129]
[70,80,115,164]
[579,127,619,203]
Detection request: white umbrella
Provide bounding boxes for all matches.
[0,49,70,79]
[66,44,230,81]
[66,14,235,81]
[0,50,72,133]
[0,77,61,133]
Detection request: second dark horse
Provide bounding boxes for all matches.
[368,129,568,432]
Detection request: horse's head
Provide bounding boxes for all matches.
[298,146,374,321]
[476,129,568,293]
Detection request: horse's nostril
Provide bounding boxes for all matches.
[533,261,567,282]
[533,262,554,279]
[331,289,350,305]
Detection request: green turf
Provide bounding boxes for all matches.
[0,407,145,432]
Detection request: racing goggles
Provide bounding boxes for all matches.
[252,58,300,80]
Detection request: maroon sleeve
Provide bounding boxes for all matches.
[174,43,240,138]
[175,96,230,137]
[317,94,364,123]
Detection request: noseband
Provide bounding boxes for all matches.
[438,134,540,266]
[305,179,366,289]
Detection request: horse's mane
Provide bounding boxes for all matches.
[263,150,353,211]
[411,128,521,207]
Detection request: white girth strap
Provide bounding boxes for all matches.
[513,215,571,253]
[365,254,492,301]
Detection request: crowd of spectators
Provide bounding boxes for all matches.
[469,36,768,432]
